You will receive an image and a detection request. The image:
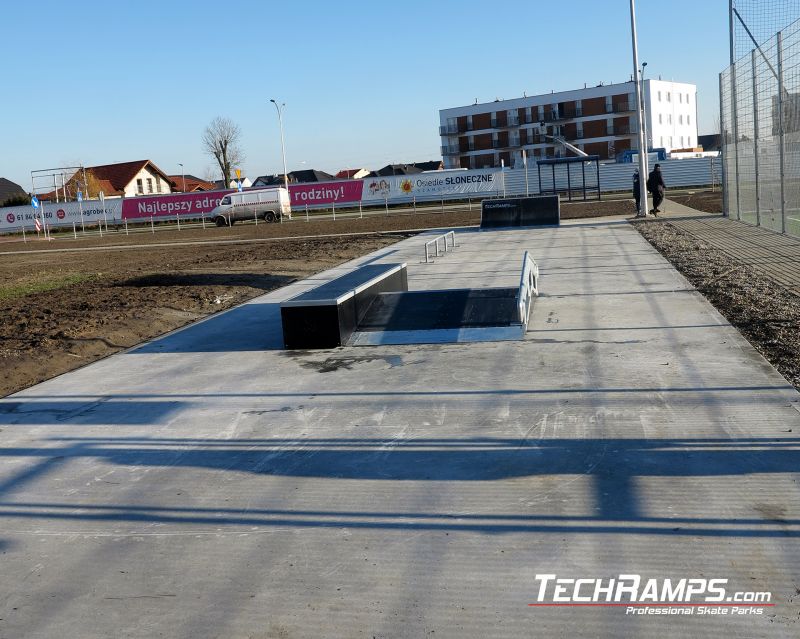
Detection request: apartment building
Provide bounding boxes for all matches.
[439,79,698,168]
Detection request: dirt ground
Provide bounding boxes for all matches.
[668,190,724,213]
[633,219,800,390]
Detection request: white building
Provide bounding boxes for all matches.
[642,79,699,152]
[439,79,698,169]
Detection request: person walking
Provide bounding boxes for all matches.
[647,163,666,215]
[632,169,641,215]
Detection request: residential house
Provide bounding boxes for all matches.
[335,168,371,179]
[0,178,26,205]
[375,164,423,177]
[168,174,217,192]
[213,177,253,190]
[411,161,444,172]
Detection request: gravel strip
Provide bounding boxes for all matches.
[633,218,800,390]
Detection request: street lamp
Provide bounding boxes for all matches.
[639,62,649,182]
[270,99,289,195]
[178,163,186,193]
[629,0,649,216]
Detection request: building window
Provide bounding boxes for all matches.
[136,178,143,194]
[156,176,162,193]
[669,136,673,147]
[681,136,684,146]
[688,136,692,146]
[658,114,663,124]
[658,91,662,101]
[687,93,690,103]
[667,92,671,102]
[146,178,153,193]
[679,115,683,125]
[668,114,672,124]
[660,136,664,146]
[687,114,691,125]
[679,93,683,104]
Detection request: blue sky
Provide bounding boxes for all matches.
[1,1,729,189]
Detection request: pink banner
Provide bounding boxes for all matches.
[289,180,363,206]
[122,190,234,220]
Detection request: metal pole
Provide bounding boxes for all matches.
[729,0,734,65]
[78,198,85,233]
[630,0,649,216]
[332,200,335,221]
[179,163,186,193]
[359,200,363,218]
[778,31,787,234]
[22,225,26,243]
[73,221,77,240]
[730,63,741,221]
[125,220,129,235]
[752,49,761,227]
[640,63,649,181]
[270,99,290,200]
[177,212,181,230]
[524,149,529,196]
[82,167,90,200]
[719,72,728,216]
[385,197,388,216]
[53,174,59,203]
[151,216,154,234]
[306,204,309,221]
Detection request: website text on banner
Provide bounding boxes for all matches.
[1,200,123,232]
[361,169,502,201]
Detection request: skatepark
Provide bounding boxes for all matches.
[1,209,798,637]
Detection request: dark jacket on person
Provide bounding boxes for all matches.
[647,167,665,194]
[633,172,640,196]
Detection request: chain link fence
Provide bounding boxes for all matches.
[721,18,800,237]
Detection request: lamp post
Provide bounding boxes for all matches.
[639,62,649,183]
[270,99,289,196]
[178,163,186,193]
[629,0,649,216]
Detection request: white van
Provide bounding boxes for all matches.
[210,187,292,226]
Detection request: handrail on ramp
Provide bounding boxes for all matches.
[517,251,539,327]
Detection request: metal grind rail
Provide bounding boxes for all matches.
[424,231,457,263]
[517,251,539,328]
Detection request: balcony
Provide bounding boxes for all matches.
[439,125,459,135]
[607,102,634,114]
[608,124,638,136]
[490,117,521,128]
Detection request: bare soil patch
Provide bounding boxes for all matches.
[668,190,723,214]
[633,219,800,390]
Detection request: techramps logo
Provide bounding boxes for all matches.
[529,574,773,616]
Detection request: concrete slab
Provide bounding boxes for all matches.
[0,220,799,638]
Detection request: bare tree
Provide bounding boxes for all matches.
[202,116,244,186]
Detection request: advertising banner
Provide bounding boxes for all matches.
[289,181,363,207]
[361,168,502,201]
[121,190,234,220]
[1,199,123,232]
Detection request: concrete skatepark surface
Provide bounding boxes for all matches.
[1,219,799,638]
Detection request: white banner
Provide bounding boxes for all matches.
[361,168,502,201]
[1,199,123,232]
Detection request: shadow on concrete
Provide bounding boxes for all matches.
[127,301,285,353]
[0,434,797,537]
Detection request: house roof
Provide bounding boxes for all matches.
[167,174,216,192]
[375,164,423,176]
[88,160,173,195]
[335,168,369,179]
[411,161,444,172]
[0,177,26,203]
[288,169,336,183]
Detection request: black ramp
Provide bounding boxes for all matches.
[357,289,519,332]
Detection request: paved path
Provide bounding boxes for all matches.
[659,207,800,294]
[0,218,798,638]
